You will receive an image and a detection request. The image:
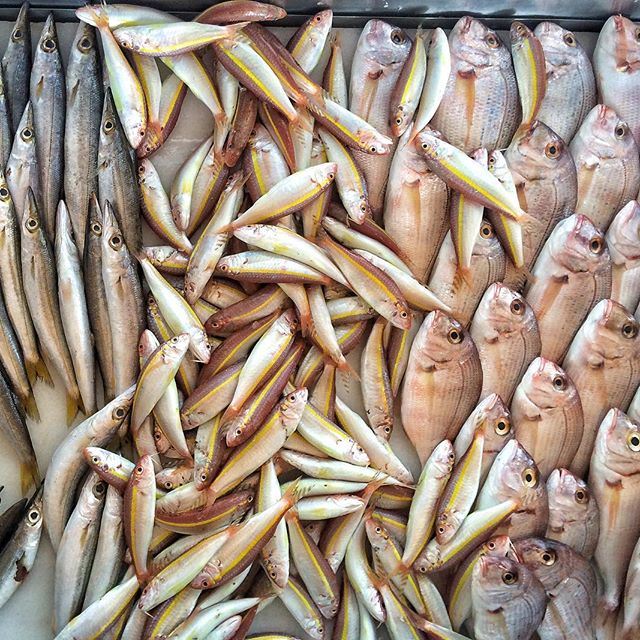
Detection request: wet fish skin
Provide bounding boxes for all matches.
[64,21,103,256]
[593,15,640,147]
[471,555,547,640]
[0,70,12,169]
[470,282,540,404]
[606,199,640,312]
[432,16,520,154]
[545,468,599,559]
[525,213,612,363]
[534,21,596,143]
[562,298,640,477]
[0,498,27,553]
[30,13,65,243]
[510,357,583,479]
[589,408,640,614]
[622,534,640,640]
[401,309,482,463]
[514,536,597,640]
[2,3,31,138]
[570,103,640,230]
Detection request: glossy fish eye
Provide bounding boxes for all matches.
[514,23,526,36]
[42,37,56,52]
[502,570,518,585]
[109,234,123,250]
[164,481,172,489]
[545,142,560,158]
[487,541,496,550]
[552,375,566,391]
[574,489,588,503]
[399,310,408,318]
[494,419,511,436]
[627,432,640,452]
[93,482,106,496]
[615,124,627,139]
[369,145,378,153]
[91,456,99,464]
[235,429,242,437]
[170,336,179,344]
[136,466,144,474]
[27,509,40,524]
[359,203,367,212]
[622,322,638,339]
[219,263,229,272]
[91,222,102,236]
[200,473,207,482]
[288,394,296,402]
[589,237,603,254]
[384,425,392,435]
[390,29,405,45]
[114,406,127,419]
[522,467,538,487]
[447,328,462,344]
[395,116,403,125]
[0,187,9,200]
[103,119,115,134]
[486,33,500,48]
[635,28,640,41]
[510,299,524,315]
[12,28,22,41]
[480,222,494,238]
[21,127,33,142]
[374,526,382,534]
[541,550,556,565]
[26,217,38,231]
[78,36,93,51]
[327,172,335,180]
[563,32,576,46]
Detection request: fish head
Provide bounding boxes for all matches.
[534,22,584,68]
[546,468,592,528]
[602,14,640,66]
[520,357,579,411]
[138,330,160,362]
[24,489,44,532]
[431,439,457,478]
[480,282,534,334]
[364,515,392,556]
[590,298,640,358]
[279,387,308,434]
[474,220,503,259]
[37,14,59,56]
[506,120,570,177]
[421,310,471,363]
[476,393,513,456]
[358,20,411,68]
[606,200,640,263]
[480,535,519,561]
[130,455,156,496]
[277,308,299,335]
[551,214,609,274]
[579,104,636,158]
[487,149,512,184]
[598,407,640,475]
[76,4,108,28]
[452,16,508,68]
[162,333,191,363]
[21,188,43,241]
[101,201,127,259]
[307,9,333,46]
[487,439,543,506]
[513,537,572,588]
[473,555,529,602]
[100,91,119,149]
[72,20,97,57]
[510,21,535,51]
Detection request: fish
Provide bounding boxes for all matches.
[0,488,43,609]
[383,126,450,282]
[0,69,12,170]
[570,104,640,230]
[514,537,597,640]
[606,200,640,312]
[471,555,547,640]
[593,15,640,146]
[432,16,520,153]
[196,0,287,24]
[287,10,332,74]
[349,20,411,219]
[476,439,549,539]
[504,119,577,281]
[223,86,257,169]
[546,468,599,559]
[622,534,640,640]
[525,213,612,362]
[589,408,640,613]
[428,223,507,327]
[0,498,27,553]
[562,298,640,476]
[401,310,482,463]
[323,34,348,107]
[21,189,80,422]
[534,22,596,143]
[2,3,30,137]
[64,22,102,256]
[469,282,541,404]
[510,357,584,478]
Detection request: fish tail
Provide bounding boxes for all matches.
[23,394,40,423]
[361,477,388,504]
[284,475,308,504]
[66,393,79,426]
[299,312,313,337]
[89,3,111,30]
[20,459,40,496]
[32,358,53,387]
[336,357,360,382]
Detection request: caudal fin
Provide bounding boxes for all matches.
[66,393,79,427]
[20,459,40,496]
[23,393,40,423]
[27,357,53,387]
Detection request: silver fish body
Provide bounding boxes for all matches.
[2,3,30,137]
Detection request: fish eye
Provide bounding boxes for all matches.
[91,222,102,236]
[270,570,277,578]
[103,119,115,134]
[514,23,526,36]
[137,164,146,175]
[395,116,403,125]
[480,222,494,238]
[27,509,40,524]
[359,203,367,212]
[78,36,93,51]
[375,526,382,534]
[622,322,638,339]
[447,328,462,344]
[437,525,445,534]
[327,172,335,180]
[21,127,33,142]
[589,237,603,254]
[91,456,99,464]
[502,570,518,584]
[545,142,560,158]
[522,467,538,487]
[574,489,587,503]
[114,406,127,419]
[418,565,427,573]
[94,482,106,496]
[136,465,144,474]
[42,37,56,52]
[615,124,627,139]
[317,626,324,634]
[486,33,500,48]
[541,550,556,565]
[235,429,242,436]
[495,419,511,435]
[26,217,38,231]
[247,495,254,502]
[390,29,405,45]
[448,452,455,461]
[552,375,566,391]
[384,426,391,434]
[510,299,524,315]
[627,432,640,452]
[487,541,496,550]
[109,234,123,250]
[200,473,207,481]
[170,336,179,344]
[0,187,9,200]
[488,155,496,166]
[219,263,229,272]
[563,32,576,46]
[288,394,296,402]
[399,310,408,318]
[12,28,22,41]
[636,28,640,41]
[369,145,378,153]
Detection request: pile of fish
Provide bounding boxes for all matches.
[0,2,639,639]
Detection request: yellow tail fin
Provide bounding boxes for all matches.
[23,394,40,423]
[27,357,53,387]
[66,393,79,427]
[20,460,40,496]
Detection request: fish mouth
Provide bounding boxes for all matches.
[458,16,474,35]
